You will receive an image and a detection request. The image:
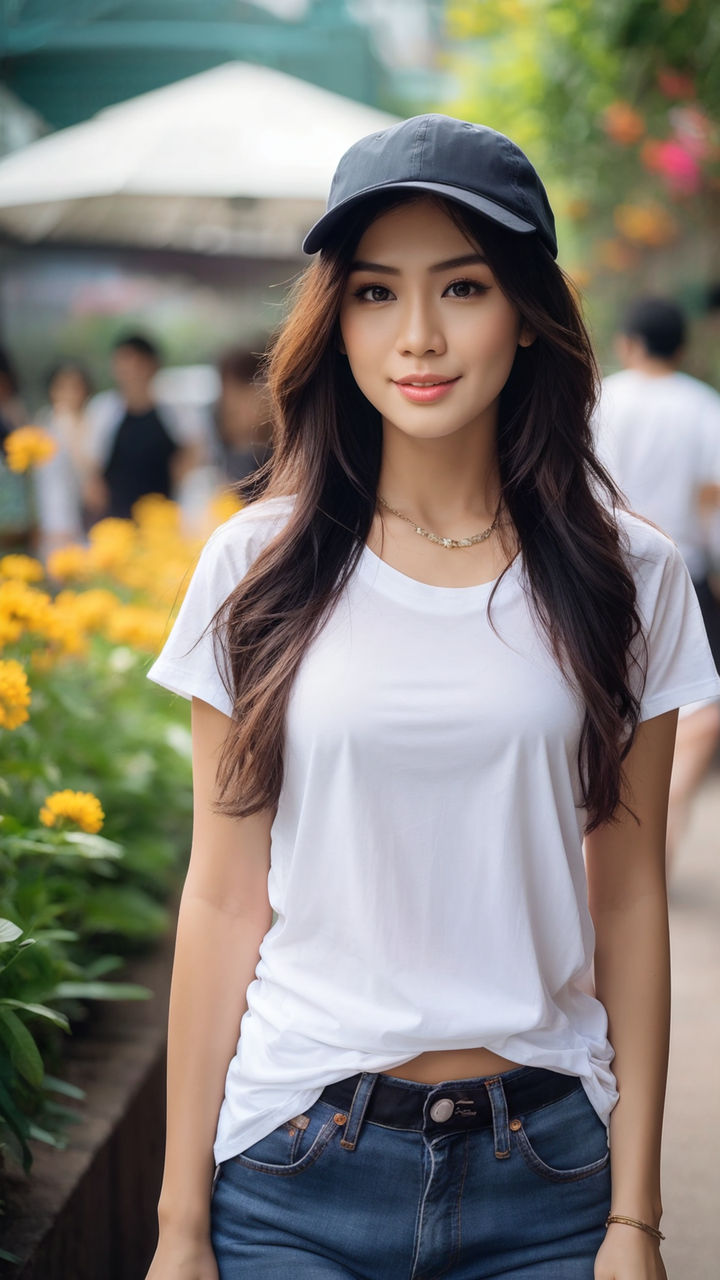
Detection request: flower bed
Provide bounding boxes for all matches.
[0,486,240,1240]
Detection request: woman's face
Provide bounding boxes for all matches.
[49,369,89,413]
[338,198,533,443]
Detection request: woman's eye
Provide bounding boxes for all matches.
[356,284,393,303]
[444,279,487,299]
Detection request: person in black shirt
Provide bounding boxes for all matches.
[88,334,196,521]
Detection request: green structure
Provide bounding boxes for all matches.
[0,0,385,128]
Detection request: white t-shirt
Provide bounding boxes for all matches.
[594,369,720,581]
[147,494,720,1164]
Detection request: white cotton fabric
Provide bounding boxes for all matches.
[594,369,720,582]
[147,494,720,1164]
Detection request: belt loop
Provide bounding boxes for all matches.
[484,1076,511,1159]
[339,1072,378,1151]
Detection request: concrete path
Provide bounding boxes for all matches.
[661,766,720,1276]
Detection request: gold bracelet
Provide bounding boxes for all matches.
[605,1214,665,1242]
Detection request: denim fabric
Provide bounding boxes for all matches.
[210,1066,611,1278]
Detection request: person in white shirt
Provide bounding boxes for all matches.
[34,362,96,557]
[145,117,719,1280]
[595,297,720,865]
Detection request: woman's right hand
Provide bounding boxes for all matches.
[144,1230,219,1280]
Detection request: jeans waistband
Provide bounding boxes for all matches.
[319,1066,582,1152]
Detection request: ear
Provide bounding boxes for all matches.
[518,323,536,349]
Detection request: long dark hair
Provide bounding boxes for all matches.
[212,191,645,832]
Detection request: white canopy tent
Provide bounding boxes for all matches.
[0,63,399,256]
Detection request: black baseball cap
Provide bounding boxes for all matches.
[302,114,558,259]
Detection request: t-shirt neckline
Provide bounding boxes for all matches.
[357,541,521,611]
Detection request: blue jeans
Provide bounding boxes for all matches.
[210,1065,612,1278]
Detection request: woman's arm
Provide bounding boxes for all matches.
[154,695,274,1241]
[585,708,677,1278]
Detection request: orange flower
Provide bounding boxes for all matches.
[613,203,679,247]
[602,102,645,146]
[597,239,639,273]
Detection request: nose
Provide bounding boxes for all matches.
[395,291,446,358]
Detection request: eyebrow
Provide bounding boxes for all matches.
[349,253,488,275]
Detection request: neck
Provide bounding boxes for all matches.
[626,353,678,378]
[376,417,502,530]
[123,391,154,413]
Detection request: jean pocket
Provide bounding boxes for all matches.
[511,1083,610,1184]
[231,1100,344,1177]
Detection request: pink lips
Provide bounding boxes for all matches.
[393,376,461,404]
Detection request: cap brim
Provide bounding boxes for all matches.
[302,180,538,255]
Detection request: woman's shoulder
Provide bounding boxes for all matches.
[612,506,690,623]
[612,505,680,569]
[202,492,297,568]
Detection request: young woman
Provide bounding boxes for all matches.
[145,116,720,1280]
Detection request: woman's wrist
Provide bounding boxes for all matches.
[157,1198,211,1239]
[608,1196,663,1230]
[605,1216,665,1246]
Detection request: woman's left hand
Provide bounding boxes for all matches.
[594,1223,668,1279]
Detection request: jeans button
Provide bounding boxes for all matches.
[430,1097,455,1122]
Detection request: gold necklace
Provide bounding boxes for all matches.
[376,493,499,549]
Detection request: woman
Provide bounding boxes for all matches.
[145,117,720,1279]
[34,361,96,555]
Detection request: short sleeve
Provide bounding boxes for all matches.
[146,525,245,718]
[632,532,720,722]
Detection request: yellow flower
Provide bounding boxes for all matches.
[4,426,57,472]
[132,493,182,533]
[42,600,89,657]
[104,603,170,652]
[88,518,137,573]
[0,658,31,729]
[56,588,119,632]
[0,579,54,634]
[39,789,105,834]
[46,544,92,582]
[0,613,23,647]
[0,554,45,583]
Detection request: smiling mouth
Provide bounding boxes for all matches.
[393,377,460,387]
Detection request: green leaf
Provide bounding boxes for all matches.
[0,918,23,944]
[0,1000,70,1032]
[7,836,62,856]
[0,1247,22,1263]
[27,1122,67,1148]
[0,1008,44,1088]
[43,1073,85,1101]
[0,1074,32,1156]
[54,981,151,1001]
[62,832,124,860]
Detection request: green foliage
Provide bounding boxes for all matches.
[442,0,720,368]
[0,642,192,1177]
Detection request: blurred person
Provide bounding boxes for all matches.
[86,333,202,521]
[214,346,273,488]
[34,362,96,554]
[0,345,27,438]
[595,296,720,865]
[0,344,34,551]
